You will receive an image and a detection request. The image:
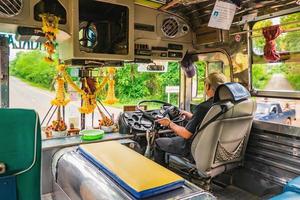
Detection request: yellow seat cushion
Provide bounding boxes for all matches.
[78,141,184,198]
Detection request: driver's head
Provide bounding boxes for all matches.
[205,72,227,98]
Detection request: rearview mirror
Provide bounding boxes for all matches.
[137,61,168,72]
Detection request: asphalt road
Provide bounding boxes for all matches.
[9,76,122,130]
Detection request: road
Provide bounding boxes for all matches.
[9,76,122,131]
[265,74,294,91]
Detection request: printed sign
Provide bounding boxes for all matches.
[0,33,42,50]
[165,86,179,103]
[165,86,179,93]
[208,1,237,30]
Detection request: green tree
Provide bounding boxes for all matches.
[10,51,56,89]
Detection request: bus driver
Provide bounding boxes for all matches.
[154,72,227,166]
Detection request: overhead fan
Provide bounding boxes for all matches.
[0,0,23,17]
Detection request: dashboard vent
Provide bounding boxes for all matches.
[0,0,23,17]
[161,17,179,38]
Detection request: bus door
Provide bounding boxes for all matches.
[188,51,232,112]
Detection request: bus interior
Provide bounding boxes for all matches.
[1,0,300,200]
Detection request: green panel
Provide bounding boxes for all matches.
[0,109,41,200]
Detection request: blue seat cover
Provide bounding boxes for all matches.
[270,191,300,200]
[285,176,300,194]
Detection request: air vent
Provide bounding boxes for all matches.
[161,17,179,38]
[0,0,23,17]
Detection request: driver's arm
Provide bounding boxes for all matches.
[156,118,192,139]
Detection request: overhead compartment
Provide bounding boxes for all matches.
[60,0,134,65]
[0,0,71,42]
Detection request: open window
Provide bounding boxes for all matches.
[251,12,300,99]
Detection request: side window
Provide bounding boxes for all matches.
[255,98,298,127]
[192,61,206,104]
[252,13,300,94]
[270,106,278,114]
[251,13,300,128]
[207,61,224,74]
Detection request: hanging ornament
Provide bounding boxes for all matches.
[58,64,109,114]
[104,67,118,105]
[51,76,70,106]
[40,13,60,63]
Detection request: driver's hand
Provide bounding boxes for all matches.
[155,118,171,127]
[180,110,193,120]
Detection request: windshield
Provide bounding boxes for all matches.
[256,103,270,115]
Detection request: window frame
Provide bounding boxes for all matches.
[249,12,300,100]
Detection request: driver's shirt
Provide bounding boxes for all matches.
[185,98,214,135]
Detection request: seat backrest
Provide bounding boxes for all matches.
[0,109,41,200]
[191,83,256,177]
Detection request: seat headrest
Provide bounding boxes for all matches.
[213,82,250,103]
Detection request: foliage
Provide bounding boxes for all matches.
[279,13,300,52]
[10,50,181,105]
[10,51,56,89]
[281,64,300,91]
[252,12,300,91]
[108,62,180,105]
[195,61,205,95]
[252,64,271,90]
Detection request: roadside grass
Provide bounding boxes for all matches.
[286,74,300,91]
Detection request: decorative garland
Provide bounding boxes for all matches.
[40,14,118,122]
[40,13,60,63]
[104,67,118,104]
[51,76,70,106]
[57,64,116,114]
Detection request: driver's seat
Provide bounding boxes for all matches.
[168,82,256,180]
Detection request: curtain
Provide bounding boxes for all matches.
[262,25,282,62]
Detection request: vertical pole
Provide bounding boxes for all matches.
[81,99,85,130]
[0,36,9,108]
[168,92,170,103]
[246,23,253,91]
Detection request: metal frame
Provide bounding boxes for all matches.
[233,7,300,26]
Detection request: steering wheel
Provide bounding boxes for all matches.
[136,100,185,125]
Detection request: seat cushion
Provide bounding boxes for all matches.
[270,191,300,200]
[0,109,41,200]
[79,141,184,199]
[285,176,300,193]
